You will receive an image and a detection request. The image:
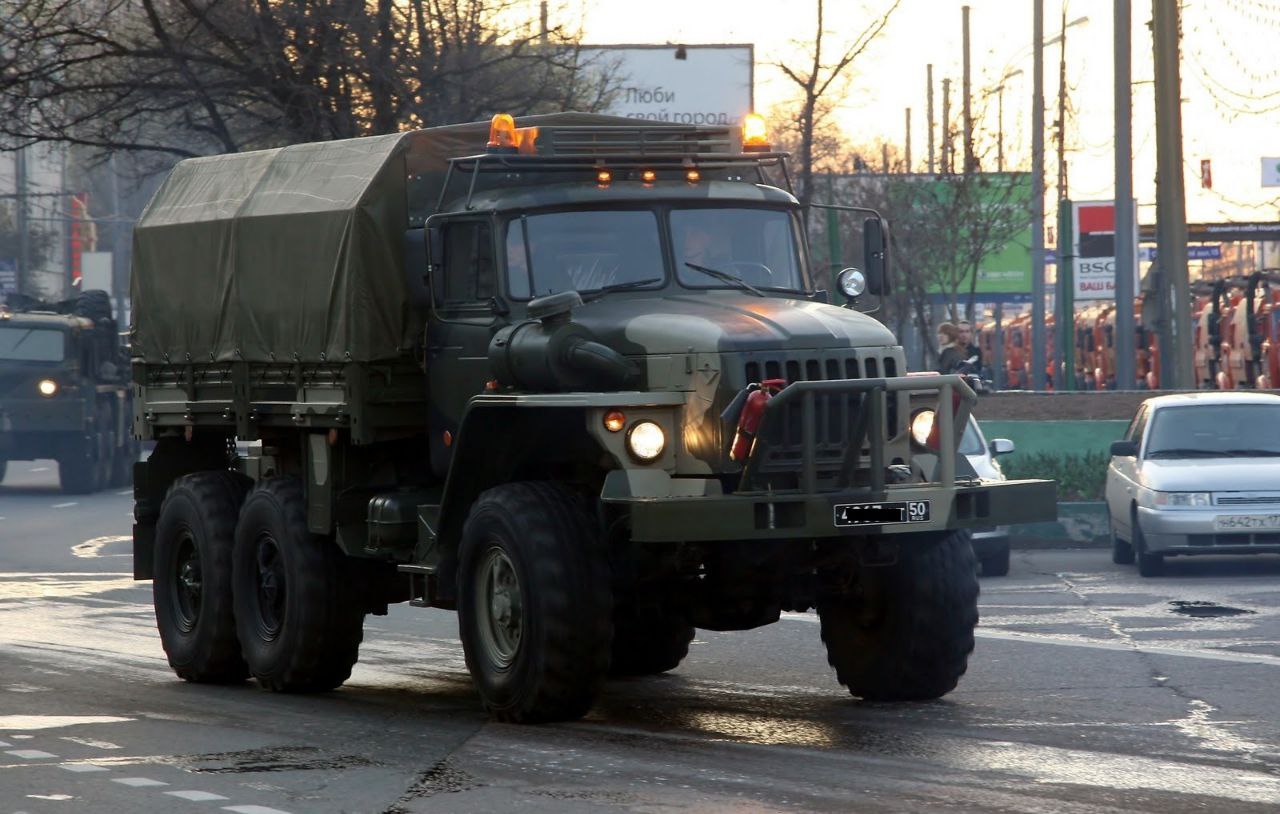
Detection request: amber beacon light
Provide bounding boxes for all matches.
[741,113,770,152]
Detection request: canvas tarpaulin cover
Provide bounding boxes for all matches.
[132,112,652,364]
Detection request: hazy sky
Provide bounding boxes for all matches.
[574,0,1280,225]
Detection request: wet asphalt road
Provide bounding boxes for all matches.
[4,460,1280,813]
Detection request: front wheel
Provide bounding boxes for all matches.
[457,482,612,723]
[1133,511,1164,577]
[818,530,979,701]
[232,478,365,692]
[1110,518,1135,565]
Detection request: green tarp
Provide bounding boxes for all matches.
[131,113,655,363]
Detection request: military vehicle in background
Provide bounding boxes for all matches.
[130,113,1056,723]
[0,289,136,492]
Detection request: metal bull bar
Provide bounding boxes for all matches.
[738,374,977,495]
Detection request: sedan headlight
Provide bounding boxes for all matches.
[37,378,58,397]
[1155,491,1211,507]
[626,420,666,462]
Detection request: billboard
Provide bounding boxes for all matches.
[1071,200,1139,301]
[579,44,753,126]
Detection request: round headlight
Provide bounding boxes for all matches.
[37,378,58,397]
[837,267,867,299]
[626,420,666,462]
[910,409,936,448]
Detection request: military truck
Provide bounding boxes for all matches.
[130,113,1055,722]
[0,289,136,492]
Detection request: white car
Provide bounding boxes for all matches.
[962,417,1017,576]
[1106,392,1280,577]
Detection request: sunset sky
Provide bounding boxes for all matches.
[572,0,1280,226]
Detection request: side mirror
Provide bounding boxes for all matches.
[862,217,889,295]
[1110,439,1139,457]
[989,438,1015,456]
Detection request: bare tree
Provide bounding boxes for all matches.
[0,0,615,161]
[771,0,900,216]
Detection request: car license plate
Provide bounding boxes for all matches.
[1213,514,1280,531]
[834,500,931,527]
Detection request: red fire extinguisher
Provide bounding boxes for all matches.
[729,379,787,462]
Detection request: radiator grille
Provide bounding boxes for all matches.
[1215,494,1280,506]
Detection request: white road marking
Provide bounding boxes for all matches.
[50,502,78,509]
[0,715,132,730]
[31,466,49,472]
[166,790,229,802]
[113,777,168,787]
[28,793,74,801]
[780,612,1280,668]
[59,736,120,750]
[60,762,109,773]
[223,806,294,814]
[71,536,131,559]
[5,749,58,759]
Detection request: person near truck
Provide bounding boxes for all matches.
[958,319,982,373]
[937,322,965,374]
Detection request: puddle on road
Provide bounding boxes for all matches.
[0,573,137,600]
[179,745,379,774]
[1169,601,1256,618]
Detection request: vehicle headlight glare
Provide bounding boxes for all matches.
[1155,491,1211,507]
[837,267,867,299]
[910,409,936,448]
[626,420,666,462]
[37,378,58,397]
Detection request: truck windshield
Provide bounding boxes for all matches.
[0,327,65,362]
[672,208,805,292]
[506,210,664,299]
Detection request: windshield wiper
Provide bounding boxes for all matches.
[583,277,663,301]
[684,262,765,297]
[1146,448,1222,458]
[1221,448,1280,457]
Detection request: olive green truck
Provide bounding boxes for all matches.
[131,113,1056,722]
[1,290,137,492]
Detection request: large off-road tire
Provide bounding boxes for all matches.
[233,477,365,692]
[0,459,7,483]
[457,481,612,723]
[610,608,695,676]
[817,530,979,701]
[1110,518,1135,565]
[57,435,101,495]
[154,470,250,683]
[1133,510,1164,577]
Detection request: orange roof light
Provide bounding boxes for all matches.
[516,126,539,155]
[641,169,657,185]
[685,168,701,184]
[742,113,770,152]
[596,169,612,187]
[487,113,518,152]
[603,410,626,433]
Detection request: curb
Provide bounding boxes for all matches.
[1009,501,1109,550]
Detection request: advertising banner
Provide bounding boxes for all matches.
[1072,200,1140,301]
[579,44,754,126]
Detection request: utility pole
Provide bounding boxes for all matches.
[15,147,29,296]
[927,64,936,174]
[997,84,1006,172]
[1057,6,1069,199]
[1153,0,1193,389]
[1114,0,1136,390]
[905,107,912,172]
[942,78,952,174]
[962,5,974,173]
[1031,0,1047,390]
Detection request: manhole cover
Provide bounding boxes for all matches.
[1169,600,1255,618]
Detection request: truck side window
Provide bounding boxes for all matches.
[443,221,496,304]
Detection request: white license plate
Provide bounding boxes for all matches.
[834,500,931,527]
[1213,514,1280,531]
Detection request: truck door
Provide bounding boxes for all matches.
[427,218,503,479]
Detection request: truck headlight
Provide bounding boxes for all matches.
[910,409,936,448]
[626,420,666,462]
[837,267,866,299]
[1155,492,1211,507]
[37,378,58,397]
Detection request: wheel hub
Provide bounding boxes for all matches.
[476,547,523,667]
[254,536,286,639]
[172,533,201,632]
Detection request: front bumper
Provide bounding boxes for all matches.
[1138,506,1280,555]
[604,473,1056,543]
[0,398,89,458]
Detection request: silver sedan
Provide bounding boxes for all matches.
[1105,392,1280,576]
